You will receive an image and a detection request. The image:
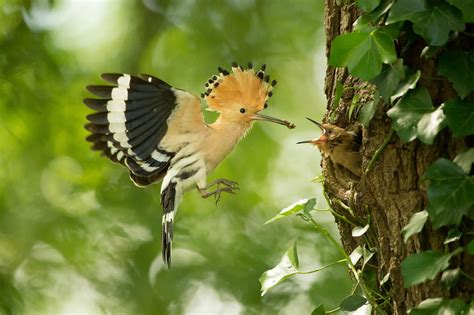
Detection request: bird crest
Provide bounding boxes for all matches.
[202,62,277,112]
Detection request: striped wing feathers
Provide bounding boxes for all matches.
[84,73,177,183]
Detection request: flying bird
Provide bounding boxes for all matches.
[297,118,361,177]
[83,63,295,267]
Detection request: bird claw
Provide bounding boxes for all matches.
[200,179,239,205]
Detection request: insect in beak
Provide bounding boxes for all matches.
[252,113,296,129]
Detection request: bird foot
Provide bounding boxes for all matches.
[199,179,239,204]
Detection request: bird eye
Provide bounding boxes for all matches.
[240,108,246,113]
[264,103,268,109]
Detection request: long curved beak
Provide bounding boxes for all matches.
[296,140,314,144]
[252,113,296,129]
[306,117,325,132]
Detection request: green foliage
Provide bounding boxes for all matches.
[259,242,299,296]
[387,87,446,144]
[264,198,316,224]
[440,268,461,289]
[330,0,474,310]
[357,0,381,13]
[438,50,474,99]
[387,0,464,46]
[401,248,463,287]
[443,99,474,137]
[352,224,370,237]
[329,26,397,80]
[402,210,428,243]
[408,298,469,315]
[371,59,405,102]
[454,148,474,174]
[424,158,474,228]
[311,304,325,315]
[339,294,367,311]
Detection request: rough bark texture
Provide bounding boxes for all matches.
[323,1,473,313]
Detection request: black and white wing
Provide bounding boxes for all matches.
[84,73,176,186]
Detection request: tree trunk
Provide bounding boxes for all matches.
[323,1,473,313]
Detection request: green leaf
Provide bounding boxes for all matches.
[352,224,370,237]
[303,198,317,215]
[409,298,467,315]
[265,199,313,224]
[354,0,395,28]
[387,87,446,144]
[449,0,474,23]
[388,1,465,46]
[329,27,397,80]
[380,272,390,286]
[441,268,460,289]
[356,0,381,13]
[402,210,428,243]
[438,50,474,99]
[349,245,363,265]
[467,240,474,255]
[348,94,360,120]
[259,242,299,296]
[358,95,380,127]
[454,148,474,174]
[311,304,325,315]
[443,99,474,137]
[371,59,405,102]
[340,294,367,312]
[424,158,474,228]
[390,70,421,103]
[401,248,463,287]
[444,228,462,244]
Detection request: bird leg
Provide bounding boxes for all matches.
[198,178,239,204]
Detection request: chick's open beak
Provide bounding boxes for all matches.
[297,117,327,145]
[252,113,296,129]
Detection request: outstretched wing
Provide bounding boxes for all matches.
[84,73,177,186]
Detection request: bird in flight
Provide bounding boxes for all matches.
[83,62,295,267]
[297,118,361,177]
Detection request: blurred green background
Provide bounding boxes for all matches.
[0,0,352,314]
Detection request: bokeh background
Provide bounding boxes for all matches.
[0,0,352,314]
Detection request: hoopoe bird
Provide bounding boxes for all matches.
[297,118,361,177]
[83,63,295,267]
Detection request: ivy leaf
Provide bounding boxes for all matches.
[401,248,463,287]
[444,228,462,244]
[340,294,367,312]
[388,0,464,46]
[424,158,474,228]
[356,0,381,13]
[438,50,474,99]
[402,210,428,243]
[358,95,380,127]
[409,298,468,315]
[441,268,461,289]
[303,198,317,215]
[352,224,370,237]
[454,148,474,174]
[390,70,421,103]
[371,59,405,102]
[443,99,474,137]
[354,0,395,27]
[259,242,299,296]
[387,87,446,144]
[448,0,474,23]
[311,305,325,315]
[329,27,397,80]
[349,245,363,265]
[265,198,315,224]
[468,240,474,255]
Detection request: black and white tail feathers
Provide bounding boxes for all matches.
[161,181,177,268]
[83,73,176,186]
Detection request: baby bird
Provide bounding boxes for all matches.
[84,63,295,267]
[298,118,361,177]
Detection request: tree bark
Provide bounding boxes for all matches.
[323,1,473,313]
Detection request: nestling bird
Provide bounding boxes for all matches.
[297,118,361,177]
[83,63,295,267]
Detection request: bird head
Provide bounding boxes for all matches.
[297,117,347,149]
[202,62,295,129]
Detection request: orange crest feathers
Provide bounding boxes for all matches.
[202,62,277,112]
